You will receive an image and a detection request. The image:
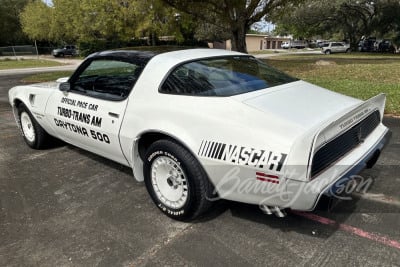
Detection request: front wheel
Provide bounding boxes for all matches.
[325,50,331,55]
[143,139,213,221]
[17,104,50,149]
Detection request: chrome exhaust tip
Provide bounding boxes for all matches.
[272,206,286,218]
[259,205,273,215]
[259,205,286,217]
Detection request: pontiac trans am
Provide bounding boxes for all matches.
[8,49,391,220]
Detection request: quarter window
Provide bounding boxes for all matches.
[160,56,297,96]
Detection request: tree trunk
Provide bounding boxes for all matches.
[230,22,247,53]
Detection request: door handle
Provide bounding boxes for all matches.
[108,112,120,118]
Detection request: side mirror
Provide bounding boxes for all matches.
[59,82,70,92]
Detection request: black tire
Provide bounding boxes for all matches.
[17,103,49,149]
[325,50,331,55]
[346,48,350,53]
[143,139,213,221]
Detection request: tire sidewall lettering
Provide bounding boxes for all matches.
[147,149,187,216]
[147,150,179,163]
[157,203,185,216]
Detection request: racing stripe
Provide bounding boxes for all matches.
[217,144,226,159]
[204,141,212,157]
[198,140,205,155]
[200,140,209,156]
[212,143,222,159]
[207,142,216,157]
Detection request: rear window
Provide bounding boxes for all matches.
[160,56,298,96]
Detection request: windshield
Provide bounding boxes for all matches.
[160,56,298,96]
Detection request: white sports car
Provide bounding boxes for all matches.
[8,49,391,220]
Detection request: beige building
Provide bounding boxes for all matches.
[209,34,291,52]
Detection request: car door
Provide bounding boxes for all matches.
[335,43,345,52]
[45,58,140,165]
[64,46,71,55]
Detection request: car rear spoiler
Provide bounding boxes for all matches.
[307,93,386,178]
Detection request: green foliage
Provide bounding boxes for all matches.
[272,0,400,47]
[20,1,53,41]
[77,39,148,56]
[162,0,305,52]
[0,0,29,45]
[19,0,203,54]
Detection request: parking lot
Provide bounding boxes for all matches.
[1,73,400,266]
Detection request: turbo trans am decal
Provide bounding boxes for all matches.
[198,140,287,172]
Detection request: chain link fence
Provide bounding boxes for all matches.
[0,45,59,58]
[0,45,37,57]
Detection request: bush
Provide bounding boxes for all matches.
[78,39,148,56]
[77,38,208,57]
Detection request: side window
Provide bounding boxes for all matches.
[71,59,141,100]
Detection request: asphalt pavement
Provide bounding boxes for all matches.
[0,73,399,266]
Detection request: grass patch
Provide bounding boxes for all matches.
[0,58,64,70]
[251,50,284,55]
[22,71,73,83]
[263,53,400,115]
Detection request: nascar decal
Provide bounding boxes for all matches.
[198,140,287,172]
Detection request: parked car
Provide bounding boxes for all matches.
[321,42,350,54]
[281,42,290,49]
[52,45,78,57]
[358,37,376,52]
[9,49,391,220]
[378,39,396,53]
[281,40,307,49]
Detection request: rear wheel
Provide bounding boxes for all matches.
[143,139,213,221]
[17,104,50,149]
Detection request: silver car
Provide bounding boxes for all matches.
[321,42,350,54]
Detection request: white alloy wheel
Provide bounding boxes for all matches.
[20,112,35,142]
[151,156,188,209]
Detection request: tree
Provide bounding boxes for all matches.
[20,0,192,47]
[20,0,53,42]
[0,0,29,45]
[134,0,179,45]
[161,0,302,53]
[373,0,400,47]
[272,0,400,48]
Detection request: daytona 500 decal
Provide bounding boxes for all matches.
[198,140,287,172]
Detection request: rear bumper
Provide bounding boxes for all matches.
[286,125,391,211]
[323,129,391,197]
